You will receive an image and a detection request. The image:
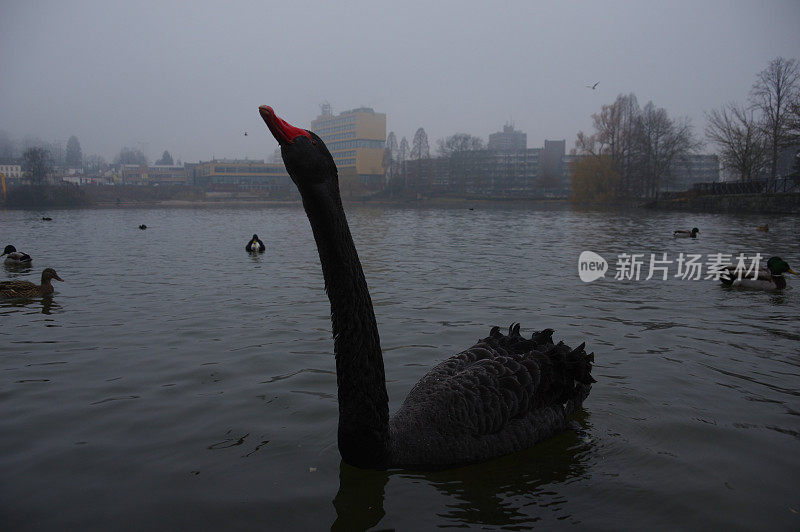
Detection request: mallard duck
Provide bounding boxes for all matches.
[757,224,769,232]
[720,256,797,290]
[246,234,266,253]
[0,268,63,298]
[674,227,700,238]
[139,224,147,230]
[1,245,32,266]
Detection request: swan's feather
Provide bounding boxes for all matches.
[389,324,593,468]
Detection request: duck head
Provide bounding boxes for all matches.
[42,268,64,283]
[1,245,17,256]
[258,106,337,189]
[766,257,797,276]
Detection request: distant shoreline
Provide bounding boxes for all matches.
[5,185,797,214]
[88,196,578,209]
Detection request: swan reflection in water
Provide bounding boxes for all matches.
[332,413,593,530]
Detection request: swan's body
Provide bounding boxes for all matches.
[246,234,266,253]
[0,268,63,298]
[674,227,700,238]
[260,105,594,470]
[1,245,32,266]
[720,256,797,290]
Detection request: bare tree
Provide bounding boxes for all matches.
[749,57,800,180]
[65,135,82,168]
[705,103,767,181]
[384,132,397,181]
[84,154,108,174]
[786,89,800,145]
[632,102,699,198]
[575,93,640,197]
[436,133,484,157]
[398,137,409,187]
[114,147,148,166]
[23,147,52,185]
[410,127,429,160]
[0,130,14,159]
[155,150,174,165]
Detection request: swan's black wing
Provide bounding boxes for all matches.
[389,324,594,468]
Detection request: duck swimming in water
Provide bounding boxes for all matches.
[259,105,594,470]
[246,234,266,253]
[0,268,63,298]
[1,245,32,266]
[720,256,797,290]
[674,227,700,238]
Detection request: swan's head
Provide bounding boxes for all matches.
[259,105,337,188]
[766,257,797,276]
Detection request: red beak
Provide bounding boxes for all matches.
[259,106,312,145]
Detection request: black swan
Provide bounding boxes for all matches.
[259,105,594,470]
[246,234,266,253]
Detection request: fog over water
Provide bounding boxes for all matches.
[1,0,798,163]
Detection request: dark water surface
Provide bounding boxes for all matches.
[1,205,798,530]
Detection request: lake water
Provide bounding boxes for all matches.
[1,204,798,530]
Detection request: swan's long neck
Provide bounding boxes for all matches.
[299,180,390,468]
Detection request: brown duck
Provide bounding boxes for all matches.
[0,268,63,298]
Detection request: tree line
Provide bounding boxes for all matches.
[570,94,700,201]
[0,130,179,185]
[705,57,799,182]
[571,56,800,202]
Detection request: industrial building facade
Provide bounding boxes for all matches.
[665,154,720,192]
[402,126,571,198]
[190,159,292,194]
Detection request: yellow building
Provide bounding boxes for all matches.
[310,105,386,196]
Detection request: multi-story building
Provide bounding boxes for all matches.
[488,124,527,152]
[0,161,23,180]
[666,154,720,191]
[540,140,567,194]
[147,165,189,185]
[192,159,292,195]
[310,105,386,194]
[405,148,548,198]
[119,165,189,185]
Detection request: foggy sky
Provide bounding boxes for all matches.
[1,0,798,164]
